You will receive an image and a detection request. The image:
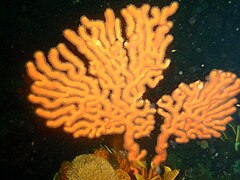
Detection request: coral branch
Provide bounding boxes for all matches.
[26,2,178,161]
[153,70,240,166]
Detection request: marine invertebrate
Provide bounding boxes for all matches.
[94,147,110,161]
[67,154,116,180]
[25,1,240,167]
[153,70,240,165]
[133,160,179,180]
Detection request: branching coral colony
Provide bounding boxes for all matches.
[26,1,240,167]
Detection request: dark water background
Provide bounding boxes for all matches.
[1,0,240,179]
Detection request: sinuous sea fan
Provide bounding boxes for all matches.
[26,1,240,167]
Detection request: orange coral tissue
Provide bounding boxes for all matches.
[25,1,240,167]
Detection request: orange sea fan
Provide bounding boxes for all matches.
[26,2,179,163]
[153,70,240,166]
[25,1,240,168]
